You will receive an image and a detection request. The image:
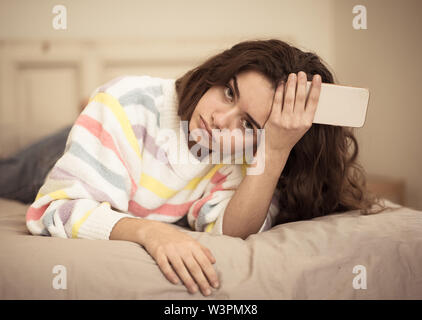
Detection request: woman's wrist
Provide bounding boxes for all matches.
[263,148,290,176]
[109,217,155,246]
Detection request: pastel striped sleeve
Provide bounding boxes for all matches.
[186,164,280,236]
[25,90,139,240]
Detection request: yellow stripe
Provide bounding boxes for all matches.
[140,172,177,199]
[184,164,224,190]
[140,164,225,199]
[90,92,142,160]
[241,163,247,177]
[35,192,44,201]
[184,177,202,190]
[72,207,95,239]
[202,164,224,180]
[49,190,69,200]
[205,221,215,233]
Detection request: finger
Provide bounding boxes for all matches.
[201,245,216,264]
[155,253,181,285]
[304,74,322,123]
[195,248,220,288]
[294,71,307,113]
[269,81,284,121]
[183,254,213,296]
[283,73,297,114]
[167,253,199,294]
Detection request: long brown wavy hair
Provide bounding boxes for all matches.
[175,39,390,225]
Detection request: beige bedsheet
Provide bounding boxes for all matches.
[0,198,421,299]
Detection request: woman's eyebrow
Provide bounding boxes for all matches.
[232,76,241,99]
[232,76,262,130]
[245,112,262,130]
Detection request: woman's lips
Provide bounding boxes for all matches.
[199,115,215,142]
[199,115,211,135]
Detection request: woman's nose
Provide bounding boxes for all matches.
[212,109,238,130]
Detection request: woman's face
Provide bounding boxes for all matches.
[188,70,275,160]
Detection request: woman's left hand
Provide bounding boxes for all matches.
[262,71,321,157]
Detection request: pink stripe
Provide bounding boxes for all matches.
[210,171,227,184]
[128,199,196,218]
[192,193,214,219]
[210,183,226,193]
[76,114,138,198]
[26,203,49,221]
[192,176,228,218]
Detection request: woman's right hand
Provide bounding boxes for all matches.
[140,220,220,296]
[263,72,321,156]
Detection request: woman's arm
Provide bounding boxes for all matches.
[222,151,289,239]
[109,217,153,245]
[223,72,322,239]
[110,216,220,297]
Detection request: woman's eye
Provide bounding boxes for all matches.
[224,86,233,101]
[241,119,253,130]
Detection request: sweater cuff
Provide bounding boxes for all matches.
[75,203,134,240]
[210,208,271,237]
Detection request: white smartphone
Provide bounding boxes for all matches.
[305,81,370,127]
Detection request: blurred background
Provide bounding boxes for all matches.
[0,0,420,210]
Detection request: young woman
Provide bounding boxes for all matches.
[26,39,386,297]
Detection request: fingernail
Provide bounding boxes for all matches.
[205,288,211,295]
[213,281,220,288]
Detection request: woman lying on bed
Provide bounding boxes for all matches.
[25,39,386,297]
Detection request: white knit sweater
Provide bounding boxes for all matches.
[26,75,280,239]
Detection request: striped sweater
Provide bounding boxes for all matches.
[26,75,280,240]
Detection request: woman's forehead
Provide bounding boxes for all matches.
[235,71,275,127]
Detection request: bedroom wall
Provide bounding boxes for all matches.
[0,0,336,154]
[0,0,336,62]
[332,0,422,210]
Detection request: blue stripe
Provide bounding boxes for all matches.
[40,227,51,236]
[197,202,218,228]
[144,85,163,97]
[68,141,127,191]
[118,87,161,126]
[42,209,55,229]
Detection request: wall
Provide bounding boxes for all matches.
[0,0,337,152]
[0,0,335,59]
[332,0,422,210]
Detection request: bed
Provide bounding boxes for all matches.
[0,197,421,300]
